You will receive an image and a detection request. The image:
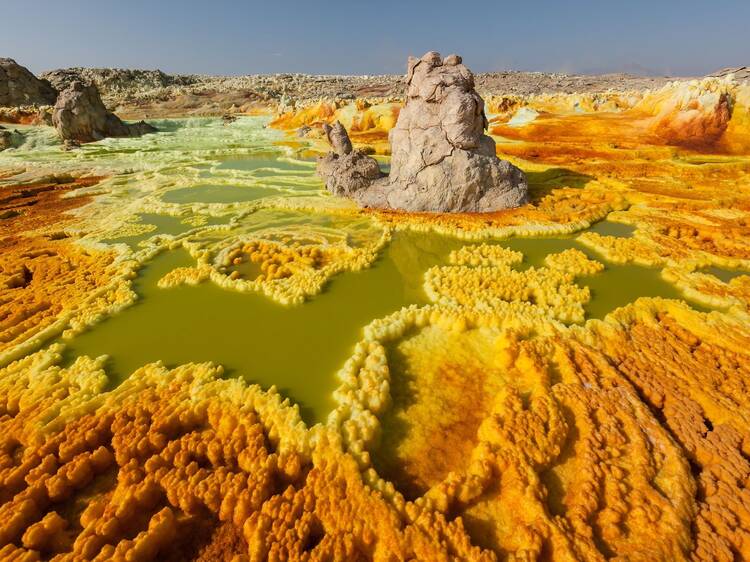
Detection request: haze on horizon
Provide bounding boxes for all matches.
[2,0,748,77]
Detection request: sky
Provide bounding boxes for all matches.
[2,0,748,77]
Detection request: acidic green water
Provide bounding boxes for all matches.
[498,236,707,317]
[703,266,748,283]
[102,214,194,248]
[102,213,229,249]
[61,230,462,424]
[7,118,713,424]
[162,183,280,204]
[216,156,312,173]
[62,227,709,423]
[587,220,635,238]
[581,261,706,318]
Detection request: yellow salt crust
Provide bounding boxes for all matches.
[544,247,605,275]
[327,295,724,558]
[329,300,563,463]
[157,229,391,305]
[101,221,157,240]
[449,244,523,267]
[425,263,591,323]
[378,216,596,245]
[577,231,664,266]
[425,245,603,324]
[663,264,750,311]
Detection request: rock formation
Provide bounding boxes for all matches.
[0,58,57,107]
[0,125,11,150]
[316,121,383,197]
[316,52,529,213]
[41,67,193,97]
[52,81,156,144]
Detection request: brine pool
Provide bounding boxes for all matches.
[4,116,715,424]
[62,223,709,424]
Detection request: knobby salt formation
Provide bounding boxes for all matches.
[52,81,156,145]
[317,51,529,212]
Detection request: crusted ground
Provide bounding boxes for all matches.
[0,74,749,560]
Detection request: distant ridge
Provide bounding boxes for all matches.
[710,66,750,81]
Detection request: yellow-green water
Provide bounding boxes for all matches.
[162,183,281,204]
[102,213,229,249]
[587,220,635,238]
[62,227,710,423]
[61,230,461,424]
[4,116,715,425]
[703,266,748,283]
[216,155,312,173]
[496,236,709,317]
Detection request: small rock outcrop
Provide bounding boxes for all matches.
[317,121,383,197]
[0,125,12,150]
[52,81,156,144]
[0,58,57,107]
[316,52,528,213]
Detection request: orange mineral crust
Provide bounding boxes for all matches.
[0,177,102,236]
[595,305,750,560]
[1,300,748,560]
[270,98,400,154]
[0,107,51,126]
[0,353,493,561]
[0,176,130,364]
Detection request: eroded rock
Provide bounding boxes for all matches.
[317,121,383,197]
[0,58,57,107]
[52,81,156,144]
[316,52,529,213]
[0,125,11,150]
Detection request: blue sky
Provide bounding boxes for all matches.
[2,0,748,76]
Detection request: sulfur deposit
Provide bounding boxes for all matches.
[317,52,529,213]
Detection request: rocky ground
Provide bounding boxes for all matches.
[37,66,695,119]
[41,66,689,101]
[4,58,748,123]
